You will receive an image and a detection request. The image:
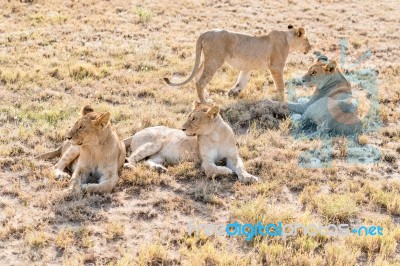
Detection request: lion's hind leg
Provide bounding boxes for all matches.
[195,58,224,103]
[146,155,167,173]
[124,141,163,169]
[82,170,119,194]
[228,71,251,97]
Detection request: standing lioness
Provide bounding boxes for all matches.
[164,25,311,102]
[124,102,258,183]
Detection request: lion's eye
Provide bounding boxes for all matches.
[192,117,196,121]
[79,125,83,130]
[311,71,316,76]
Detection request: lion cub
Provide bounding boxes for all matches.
[124,102,258,183]
[37,106,126,193]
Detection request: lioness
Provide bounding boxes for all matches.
[37,106,126,193]
[291,55,361,136]
[164,25,311,102]
[124,102,258,183]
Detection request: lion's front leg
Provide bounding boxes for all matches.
[53,145,79,180]
[228,71,251,97]
[64,166,86,193]
[227,156,259,183]
[201,159,233,178]
[269,68,285,102]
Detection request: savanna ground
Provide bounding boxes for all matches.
[0,0,400,265]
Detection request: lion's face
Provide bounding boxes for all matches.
[181,102,220,136]
[301,59,338,88]
[289,26,311,54]
[66,106,111,146]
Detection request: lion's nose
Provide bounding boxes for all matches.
[302,78,306,84]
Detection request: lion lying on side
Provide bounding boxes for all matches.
[124,102,258,183]
[290,56,361,137]
[164,25,311,102]
[36,106,126,193]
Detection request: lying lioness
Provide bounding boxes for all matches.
[124,102,258,183]
[164,25,311,102]
[290,56,361,137]
[36,106,126,193]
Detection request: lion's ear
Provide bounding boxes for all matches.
[206,106,220,119]
[324,61,337,73]
[296,27,305,37]
[193,101,201,109]
[93,112,110,128]
[81,105,94,116]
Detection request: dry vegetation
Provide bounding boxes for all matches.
[0,0,399,265]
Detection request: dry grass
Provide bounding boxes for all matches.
[1,0,400,264]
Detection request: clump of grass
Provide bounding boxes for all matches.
[135,63,156,72]
[371,190,400,215]
[192,181,223,206]
[25,230,50,248]
[76,227,93,248]
[120,165,165,186]
[299,185,320,206]
[345,234,396,260]
[105,222,124,240]
[69,63,97,80]
[231,197,294,226]
[180,242,250,266]
[0,69,20,85]
[138,243,168,265]
[55,227,75,249]
[324,243,359,265]
[314,194,359,222]
[258,243,286,264]
[358,134,369,145]
[168,161,199,180]
[382,150,397,164]
[337,137,348,157]
[351,40,363,49]
[136,7,153,23]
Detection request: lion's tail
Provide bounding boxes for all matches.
[163,33,204,86]
[35,145,62,160]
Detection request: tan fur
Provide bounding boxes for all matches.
[124,102,258,183]
[164,25,311,102]
[299,58,361,135]
[39,106,126,194]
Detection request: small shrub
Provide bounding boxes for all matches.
[136,7,153,23]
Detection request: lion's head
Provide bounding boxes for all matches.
[288,25,311,54]
[301,56,340,88]
[181,102,220,136]
[66,106,111,146]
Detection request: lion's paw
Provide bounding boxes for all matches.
[154,165,168,173]
[54,169,71,180]
[123,163,135,169]
[81,184,88,191]
[239,173,259,184]
[228,89,240,97]
[219,167,233,176]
